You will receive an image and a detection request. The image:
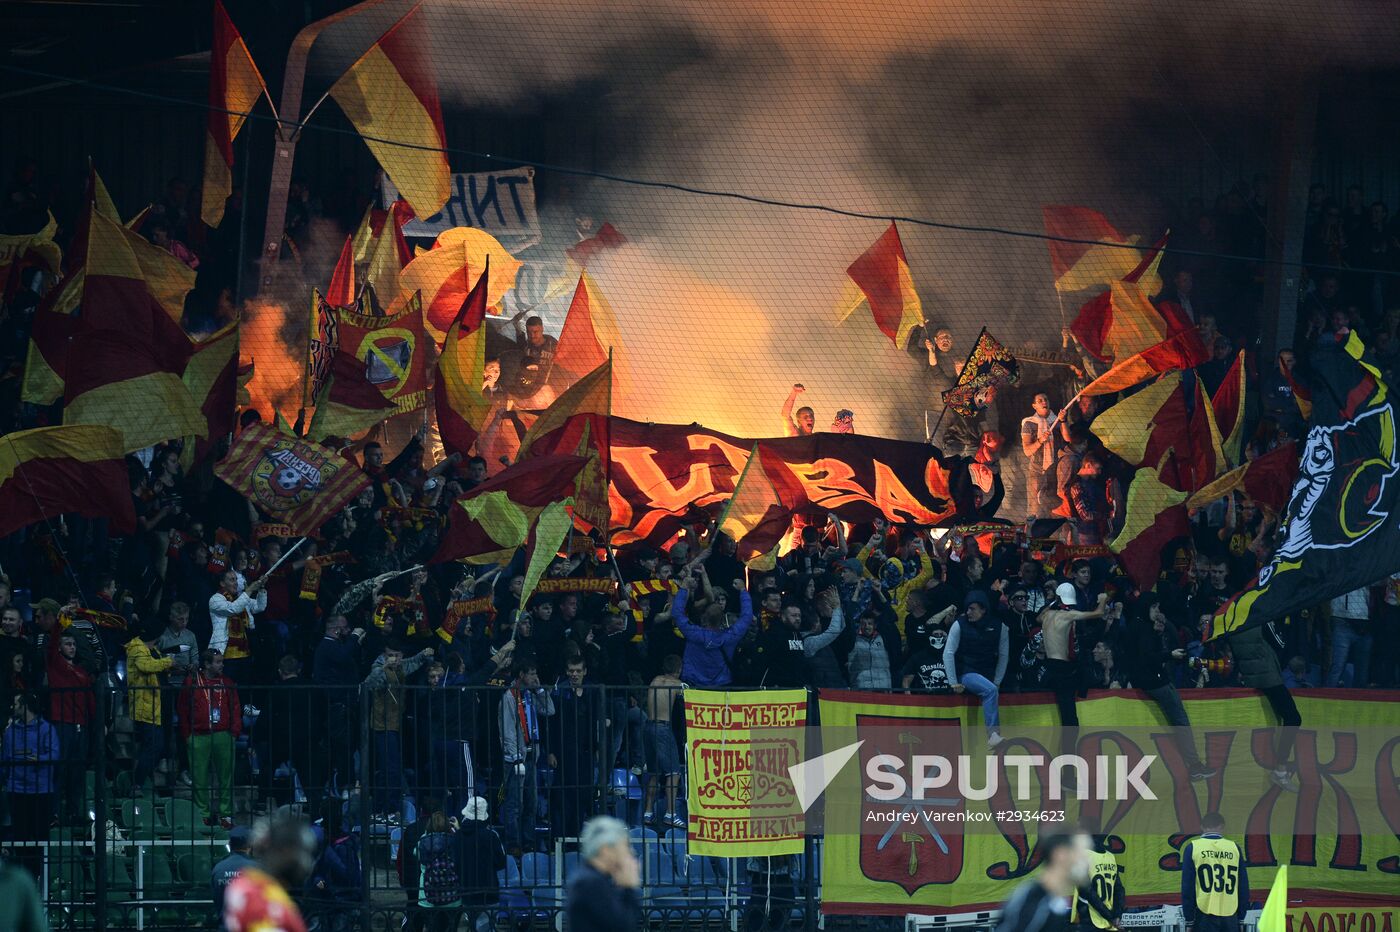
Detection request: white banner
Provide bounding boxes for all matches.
[383,167,539,242]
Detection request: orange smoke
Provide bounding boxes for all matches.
[239,300,305,423]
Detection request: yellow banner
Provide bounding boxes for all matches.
[819,690,1400,915]
[684,689,808,857]
[1286,906,1399,932]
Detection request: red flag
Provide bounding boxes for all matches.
[1186,442,1297,515]
[1212,350,1247,467]
[326,236,356,308]
[565,223,627,267]
[1188,374,1227,490]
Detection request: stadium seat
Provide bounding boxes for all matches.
[119,799,159,839]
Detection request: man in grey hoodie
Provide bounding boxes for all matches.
[801,588,847,688]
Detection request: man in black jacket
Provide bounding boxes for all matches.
[311,615,365,798]
[566,816,641,932]
[756,602,809,687]
[1125,597,1213,781]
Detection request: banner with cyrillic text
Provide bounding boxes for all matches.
[384,168,538,242]
[685,689,807,857]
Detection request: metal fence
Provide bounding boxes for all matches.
[17,683,833,932]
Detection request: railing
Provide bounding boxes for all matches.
[20,683,829,931]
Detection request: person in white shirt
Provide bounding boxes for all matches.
[1020,394,1059,521]
[208,571,266,683]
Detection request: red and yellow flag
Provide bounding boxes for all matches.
[553,272,622,389]
[1042,205,1143,293]
[434,257,491,457]
[516,359,612,531]
[1212,350,1248,466]
[428,454,588,565]
[1108,453,1191,589]
[1186,441,1297,515]
[1090,375,1189,469]
[1188,372,1228,489]
[183,322,241,463]
[332,295,429,412]
[0,425,136,538]
[215,423,371,536]
[1072,279,1179,362]
[329,3,449,219]
[63,327,205,453]
[716,443,794,563]
[402,226,521,341]
[0,212,62,298]
[306,347,397,442]
[201,0,267,229]
[1077,327,1210,397]
[841,222,923,347]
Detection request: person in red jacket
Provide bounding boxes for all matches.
[46,630,95,825]
[178,649,242,829]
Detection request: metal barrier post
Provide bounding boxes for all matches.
[358,683,374,931]
[94,680,109,932]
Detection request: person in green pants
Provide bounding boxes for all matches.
[178,649,242,829]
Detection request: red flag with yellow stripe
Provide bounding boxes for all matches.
[201,0,268,229]
[428,454,587,565]
[1042,206,1143,293]
[842,222,923,347]
[0,425,136,538]
[329,3,449,219]
[434,256,491,457]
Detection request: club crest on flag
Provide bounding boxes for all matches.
[252,438,335,511]
[859,714,965,893]
[1271,403,1396,570]
[360,328,415,392]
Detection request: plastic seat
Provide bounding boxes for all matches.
[141,847,181,898]
[119,799,159,838]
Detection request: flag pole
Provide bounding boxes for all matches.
[928,326,987,445]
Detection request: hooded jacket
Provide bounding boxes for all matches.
[672,588,753,687]
[124,638,174,725]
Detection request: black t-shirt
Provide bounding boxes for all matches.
[900,646,950,692]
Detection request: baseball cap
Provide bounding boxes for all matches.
[227,825,251,849]
[30,598,60,615]
[1055,582,1077,607]
[964,590,991,611]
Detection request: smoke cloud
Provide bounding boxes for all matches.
[304,0,1400,438]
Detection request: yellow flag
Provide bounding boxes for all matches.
[1258,865,1288,932]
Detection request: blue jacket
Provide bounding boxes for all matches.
[1,716,59,794]
[673,589,753,687]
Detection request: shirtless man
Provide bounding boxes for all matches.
[643,655,685,829]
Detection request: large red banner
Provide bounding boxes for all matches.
[526,416,994,545]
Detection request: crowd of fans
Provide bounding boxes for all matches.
[2,160,1399,928]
